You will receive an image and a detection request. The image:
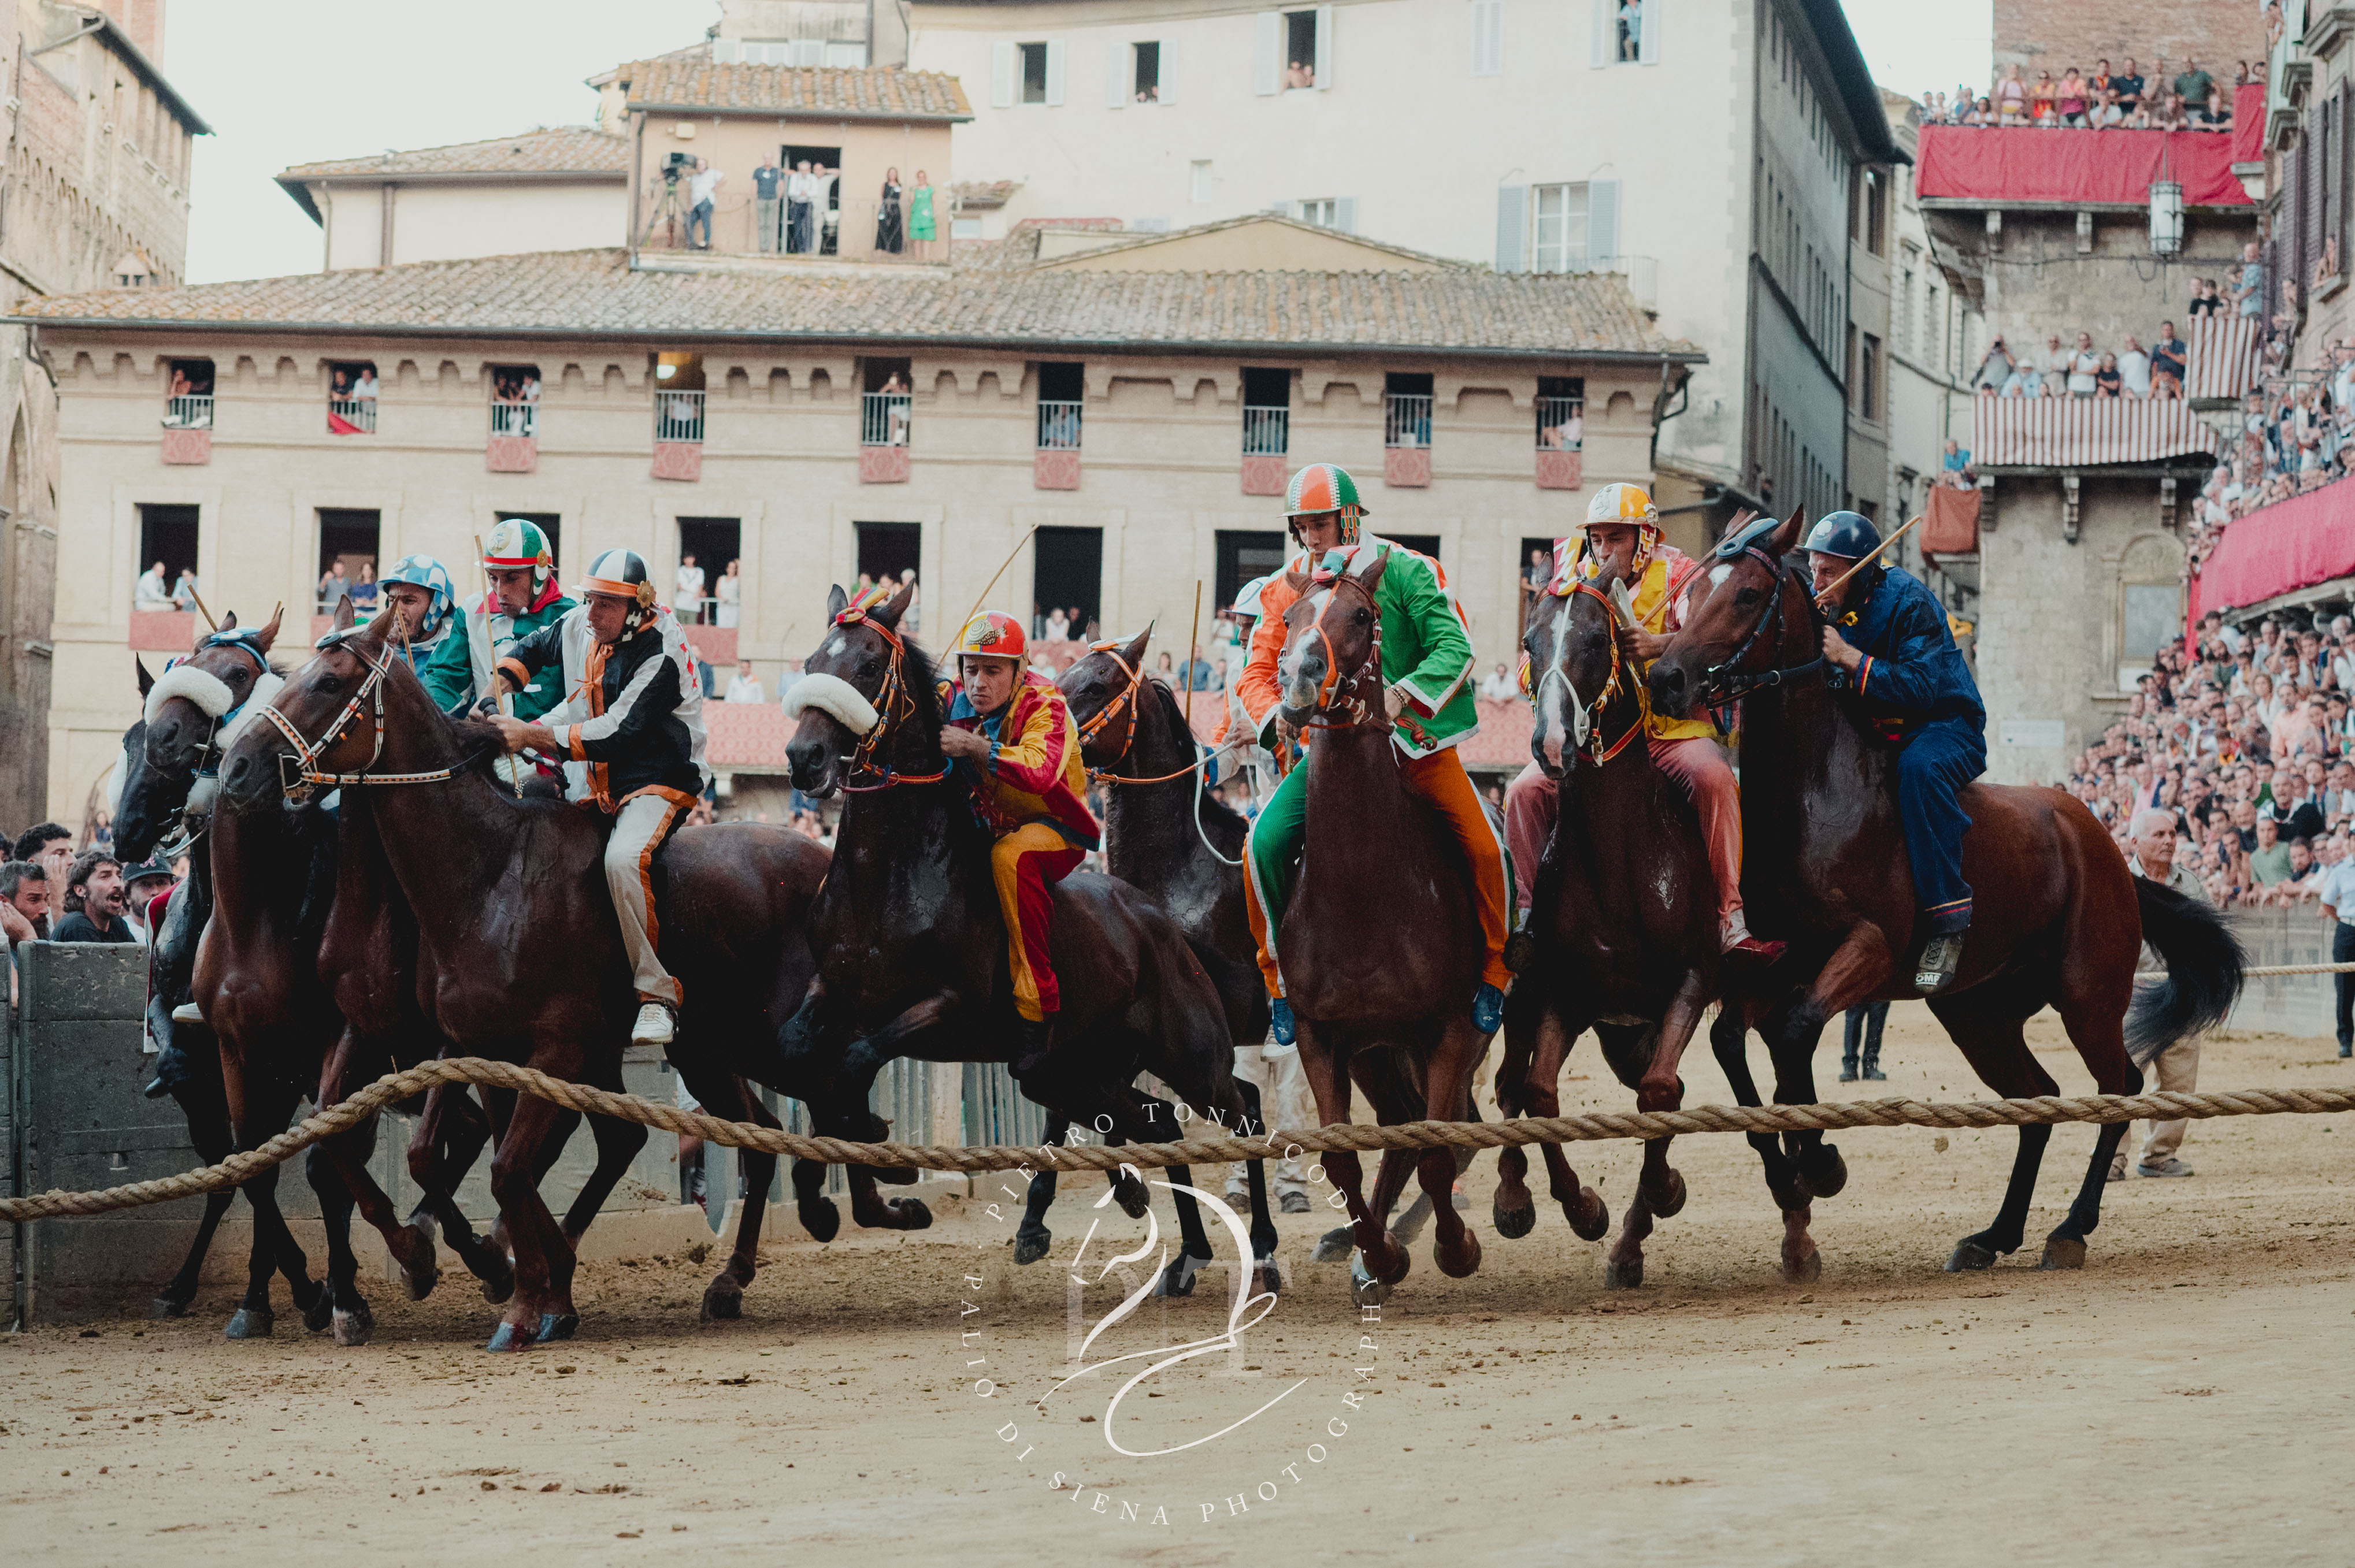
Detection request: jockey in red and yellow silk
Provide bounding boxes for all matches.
[935,611,1101,1068]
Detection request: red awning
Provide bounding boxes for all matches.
[1972,396,2220,467]
[2190,480,2355,633]
[1916,85,2261,208]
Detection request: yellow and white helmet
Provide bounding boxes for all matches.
[1569,482,1662,578]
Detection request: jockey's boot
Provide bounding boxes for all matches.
[632,999,677,1047]
[1012,1017,1055,1076]
[1721,910,1787,965]
[1270,997,1297,1048]
[1913,930,1967,993]
[1472,983,1505,1035]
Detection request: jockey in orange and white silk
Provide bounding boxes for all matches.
[1504,481,1781,961]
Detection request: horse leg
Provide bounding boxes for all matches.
[685,1073,778,1322]
[484,1087,581,1353]
[314,1031,437,1323]
[1015,1114,1068,1265]
[1227,1077,1283,1294]
[1154,1162,1219,1297]
[559,1068,650,1250]
[1930,978,2067,1271]
[304,1138,376,1347]
[1532,1013,1608,1240]
[2038,992,2145,1270]
[1416,1017,1488,1280]
[154,1083,234,1318]
[1714,999,1817,1272]
[406,1086,512,1303]
[1296,1025,1404,1301]
[1779,930,1896,1205]
[220,1071,325,1339]
[1490,1006,1545,1239]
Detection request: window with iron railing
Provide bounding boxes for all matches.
[1036,400,1083,450]
[862,392,912,447]
[1536,395,1583,450]
[327,397,377,435]
[1384,392,1432,448]
[490,400,537,438]
[162,394,213,430]
[655,388,706,444]
[1242,404,1289,455]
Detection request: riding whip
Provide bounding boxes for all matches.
[957,525,1041,635]
[1812,512,1925,610]
[1182,579,1203,728]
[181,586,220,633]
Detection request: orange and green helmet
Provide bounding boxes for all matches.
[952,611,1028,664]
[1284,462,1367,545]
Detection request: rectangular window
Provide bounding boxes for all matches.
[676,518,741,626]
[488,363,540,438]
[1296,196,1355,231]
[1860,333,1881,419]
[2123,583,2183,670]
[1470,0,1501,76]
[317,508,380,614]
[1592,0,1652,66]
[135,503,199,614]
[1020,41,1048,102]
[1033,526,1104,638]
[327,359,377,435]
[1036,361,1084,449]
[1387,533,1441,560]
[1217,530,1288,615]
[1191,160,1214,203]
[654,351,706,443]
[1133,40,1161,101]
[1384,371,1434,449]
[1242,366,1291,455]
[1532,183,1589,273]
[162,357,213,430]
[856,521,922,589]
[1536,375,1584,450]
[1284,10,1318,87]
[862,358,913,447]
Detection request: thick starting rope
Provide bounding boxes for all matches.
[3,1057,2350,1223]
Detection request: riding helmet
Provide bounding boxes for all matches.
[581,548,657,611]
[377,555,455,638]
[952,611,1028,664]
[1284,462,1367,545]
[481,516,556,586]
[1801,510,1883,561]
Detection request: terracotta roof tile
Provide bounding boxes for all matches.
[278,127,629,181]
[618,61,972,120]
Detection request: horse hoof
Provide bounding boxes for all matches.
[892,1199,933,1231]
[2038,1236,2087,1272]
[1433,1232,1481,1279]
[485,1321,533,1354]
[1312,1226,1356,1263]
[1252,1259,1285,1298]
[798,1198,841,1244]
[1795,1145,1848,1201]
[1013,1229,1052,1266]
[331,1306,374,1348]
[1568,1188,1612,1243]
[1111,1172,1151,1220]
[150,1294,191,1320]
[299,1290,335,1335]
[535,1313,579,1343]
[224,1307,274,1340]
[1348,1255,1399,1307]
[477,1262,516,1306]
[1643,1170,1689,1219]
[1603,1255,1643,1291]
[701,1281,744,1322]
[1781,1249,1823,1285]
[1945,1239,2000,1273]
[1158,1252,1211,1298]
[1492,1201,1536,1240]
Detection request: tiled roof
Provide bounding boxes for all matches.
[618,61,973,121]
[279,127,630,182]
[12,247,1690,360]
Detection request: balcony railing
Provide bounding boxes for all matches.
[1242,405,1289,455]
[1037,400,1084,451]
[162,395,213,430]
[862,392,911,447]
[1384,393,1432,449]
[490,400,539,438]
[1536,396,1583,450]
[655,389,706,444]
[327,397,377,435]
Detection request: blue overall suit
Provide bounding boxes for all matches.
[1834,566,1986,935]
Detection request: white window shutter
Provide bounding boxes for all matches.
[1496,185,1526,272]
[1589,179,1620,265]
[1638,0,1660,65]
[1471,1,1501,76]
[1315,4,1334,88]
[1589,0,1609,68]
[1045,39,1066,105]
[1107,40,1126,107]
[991,40,1016,107]
[1255,12,1281,94]
[1158,38,1175,105]
[1334,196,1356,233]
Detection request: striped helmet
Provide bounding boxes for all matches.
[1582,481,1658,527]
[952,611,1028,663]
[581,548,657,629]
[1284,462,1367,545]
[378,554,454,639]
[481,516,555,585]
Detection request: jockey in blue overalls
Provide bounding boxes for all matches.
[1805,510,1987,991]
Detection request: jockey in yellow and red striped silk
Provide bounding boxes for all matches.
[934,610,1102,1072]
[1505,482,1784,963]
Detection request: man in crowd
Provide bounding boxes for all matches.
[676,553,706,625]
[13,823,72,933]
[687,157,722,251]
[753,153,782,254]
[2117,809,2208,1179]
[2323,832,2355,1060]
[2152,321,2188,397]
[1,861,46,1005]
[2248,814,2293,887]
[725,659,765,703]
[51,851,132,944]
[785,159,817,254]
[120,859,175,945]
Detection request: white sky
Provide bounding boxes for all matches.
[170,0,1991,286]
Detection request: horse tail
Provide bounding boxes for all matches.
[2124,878,2244,1067]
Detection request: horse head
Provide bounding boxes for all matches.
[784,578,926,797]
[217,594,432,812]
[143,605,284,775]
[1276,545,1386,731]
[1525,567,1640,779]
[1648,509,1805,719]
[1057,623,1154,771]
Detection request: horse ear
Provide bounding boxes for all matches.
[254,604,284,650]
[360,601,398,642]
[1119,622,1154,670]
[135,656,154,698]
[1769,508,1807,556]
[220,608,238,631]
[826,583,848,622]
[333,593,359,634]
[1281,569,1309,597]
[871,578,917,630]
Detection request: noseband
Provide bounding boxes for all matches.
[832,608,949,793]
[258,630,468,793]
[1074,640,1147,769]
[1293,570,1384,731]
[1699,548,1826,705]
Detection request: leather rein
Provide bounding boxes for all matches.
[1075,641,1237,787]
[1700,547,1827,705]
[259,630,476,793]
[835,608,950,793]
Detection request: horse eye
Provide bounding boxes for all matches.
[318,674,342,694]
[1734,587,1763,607]
[1354,608,1371,625]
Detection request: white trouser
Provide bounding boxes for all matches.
[607,790,691,1008]
[1225,1044,1315,1198]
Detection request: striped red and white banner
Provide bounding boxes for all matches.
[2185,314,2261,401]
[1972,396,2223,467]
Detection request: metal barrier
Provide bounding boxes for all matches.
[2217,906,2335,1036]
[489,399,538,438]
[1036,399,1084,451]
[1536,395,1583,451]
[162,394,213,430]
[1385,392,1432,448]
[1242,404,1289,455]
[655,389,706,444]
[861,391,911,447]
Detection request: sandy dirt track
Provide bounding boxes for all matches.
[5,1002,2352,1567]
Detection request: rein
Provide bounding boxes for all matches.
[1566,582,1644,766]
[1701,548,1827,705]
[1073,644,1248,868]
[261,631,471,792]
[834,607,950,793]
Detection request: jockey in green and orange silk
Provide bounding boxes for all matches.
[1226,462,1514,1046]
[935,609,1102,1072]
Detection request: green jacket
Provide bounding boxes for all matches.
[422,586,577,720]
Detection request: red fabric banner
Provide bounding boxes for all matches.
[2189,480,2355,634]
[1917,86,2261,209]
[1920,486,1981,564]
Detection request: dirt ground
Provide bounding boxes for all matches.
[5,1002,2352,1566]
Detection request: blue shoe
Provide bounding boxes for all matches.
[1472,983,1505,1035]
[1270,997,1297,1047]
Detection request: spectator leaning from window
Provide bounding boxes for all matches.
[752,153,782,254]
[899,567,921,633]
[2090,86,2125,129]
[687,157,722,251]
[1043,605,1071,644]
[170,563,200,610]
[2068,332,2102,398]
[1479,661,1517,702]
[51,850,131,943]
[1152,651,1175,687]
[715,558,742,629]
[785,160,815,254]
[134,560,173,612]
[674,553,705,626]
[353,365,379,400]
[1942,439,1974,486]
[724,657,765,704]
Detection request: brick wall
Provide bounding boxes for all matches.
[1994,0,2266,81]
[95,0,167,62]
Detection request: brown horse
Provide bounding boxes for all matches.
[781,582,1280,1295]
[1268,550,1494,1303]
[1646,512,2242,1273]
[1501,570,1719,1287]
[219,599,829,1347]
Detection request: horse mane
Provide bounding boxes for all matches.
[448,716,520,782]
[896,633,945,732]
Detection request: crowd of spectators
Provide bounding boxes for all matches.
[1920,56,2253,131]
[1971,318,2208,404]
[2185,342,2355,577]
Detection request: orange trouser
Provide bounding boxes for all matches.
[1243,745,1513,998]
[989,821,1084,1023]
[1503,735,1744,927]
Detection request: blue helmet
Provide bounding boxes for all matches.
[375,554,454,640]
[1801,510,1882,560]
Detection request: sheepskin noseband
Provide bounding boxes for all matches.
[144,661,237,726]
[781,672,880,735]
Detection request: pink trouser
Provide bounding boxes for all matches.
[1504,737,1744,927]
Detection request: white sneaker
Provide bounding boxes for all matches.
[171,1001,203,1025]
[632,1001,676,1046]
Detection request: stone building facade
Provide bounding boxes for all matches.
[1993,0,2267,86]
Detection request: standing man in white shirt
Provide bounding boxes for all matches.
[784,161,814,254]
[674,553,706,626]
[687,158,723,251]
[2117,809,2213,1180]
[2068,332,2102,398]
[2117,334,2153,398]
[724,659,765,703]
[2322,833,2355,1060]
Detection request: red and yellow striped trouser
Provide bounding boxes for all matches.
[989,821,1085,1023]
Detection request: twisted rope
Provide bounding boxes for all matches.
[5,1058,2352,1223]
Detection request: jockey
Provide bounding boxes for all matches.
[373,555,458,671]
[1504,483,1783,961]
[1806,509,1987,991]
[935,610,1102,1073]
[488,548,710,1046]
[422,516,577,721]
[1233,462,1513,1046]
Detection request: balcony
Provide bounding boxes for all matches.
[1914,84,2261,210]
[1241,404,1288,495]
[160,395,212,465]
[1035,399,1082,490]
[327,396,377,436]
[860,391,911,483]
[653,389,705,482]
[1535,395,1583,489]
[488,399,537,473]
[1383,392,1432,487]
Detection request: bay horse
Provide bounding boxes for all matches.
[1646,511,2242,1273]
[1503,570,1720,1288]
[220,598,829,1347]
[1267,548,1495,1304]
[781,581,1279,1296]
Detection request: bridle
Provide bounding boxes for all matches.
[833,607,950,793]
[1291,569,1384,731]
[258,629,472,793]
[1074,639,1148,776]
[1562,582,1642,766]
[1698,547,1827,706]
